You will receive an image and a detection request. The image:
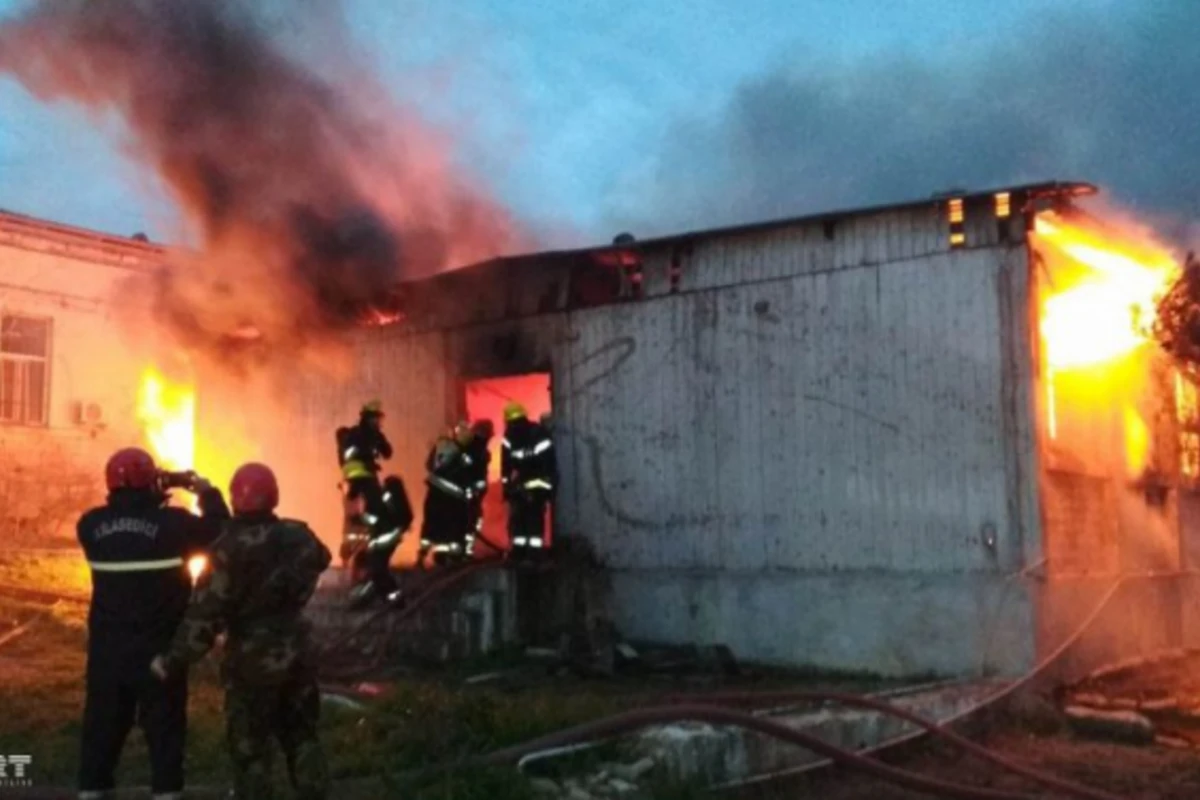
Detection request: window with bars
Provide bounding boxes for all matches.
[0,315,50,426]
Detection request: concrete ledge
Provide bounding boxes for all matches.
[637,680,1004,786]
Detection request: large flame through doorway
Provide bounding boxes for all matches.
[1032,211,1181,475]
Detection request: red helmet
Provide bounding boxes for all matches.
[106,448,158,490]
[230,463,279,514]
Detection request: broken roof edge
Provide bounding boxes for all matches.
[440,179,1099,275]
[0,207,169,270]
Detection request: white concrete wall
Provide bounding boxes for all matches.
[0,214,163,540]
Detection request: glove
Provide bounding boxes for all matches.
[149,655,170,681]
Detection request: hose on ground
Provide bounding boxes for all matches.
[387,574,1140,799]
[658,690,1120,800]
[713,578,1130,791]
[400,704,1043,800]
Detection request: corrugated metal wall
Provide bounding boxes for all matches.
[556,214,1031,574]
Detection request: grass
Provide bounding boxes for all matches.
[0,549,91,595]
[0,554,913,798]
[0,598,675,798]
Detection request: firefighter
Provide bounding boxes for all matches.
[336,399,393,537]
[463,419,494,557]
[337,400,410,609]
[348,474,413,610]
[77,447,229,800]
[417,422,475,567]
[501,402,557,557]
[151,463,332,800]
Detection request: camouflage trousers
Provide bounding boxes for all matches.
[224,672,330,799]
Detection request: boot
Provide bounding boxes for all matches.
[347,582,377,610]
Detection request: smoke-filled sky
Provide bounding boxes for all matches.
[0,0,1191,248]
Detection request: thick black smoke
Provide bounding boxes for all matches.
[610,2,1200,235]
[0,0,526,361]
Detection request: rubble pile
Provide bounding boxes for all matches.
[1059,650,1200,749]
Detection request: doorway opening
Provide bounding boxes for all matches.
[463,373,553,553]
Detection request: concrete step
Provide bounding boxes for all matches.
[308,566,519,663]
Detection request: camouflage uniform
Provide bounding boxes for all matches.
[161,515,332,799]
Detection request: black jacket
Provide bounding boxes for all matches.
[77,487,229,669]
[337,419,394,475]
[425,437,473,502]
[501,418,556,495]
[464,437,491,497]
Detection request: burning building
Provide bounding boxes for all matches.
[10,176,1193,678]
[224,179,1200,679]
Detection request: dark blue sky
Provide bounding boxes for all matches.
[0,0,1178,248]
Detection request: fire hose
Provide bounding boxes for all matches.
[698,572,1133,792]
[401,704,1048,800]
[3,566,1173,797]
[384,570,1147,799]
[659,691,1122,800]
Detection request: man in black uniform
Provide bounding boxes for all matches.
[336,399,394,536]
[76,447,228,800]
[417,422,475,567]
[463,419,494,557]
[337,400,412,609]
[348,474,413,609]
[501,402,557,557]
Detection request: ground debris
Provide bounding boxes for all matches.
[1064,705,1155,744]
[530,777,561,795]
[1155,733,1193,750]
[1139,694,1179,712]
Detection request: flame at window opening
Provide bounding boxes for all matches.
[1035,212,1177,372]
[136,367,196,471]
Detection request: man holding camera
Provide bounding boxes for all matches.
[76,447,228,800]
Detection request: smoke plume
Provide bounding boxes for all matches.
[0,0,527,361]
[610,1,1200,237]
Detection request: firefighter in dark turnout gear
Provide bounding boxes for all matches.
[337,401,412,609]
[502,402,556,556]
[77,447,229,800]
[152,463,332,800]
[336,400,393,536]
[463,419,494,557]
[347,474,413,609]
[418,422,475,566]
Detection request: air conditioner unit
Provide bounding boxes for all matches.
[70,401,104,426]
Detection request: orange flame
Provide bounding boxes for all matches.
[187,554,207,584]
[136,367,196,472]
[1033,211,1181,477]
[1034,212,1178,371]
